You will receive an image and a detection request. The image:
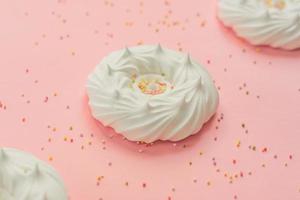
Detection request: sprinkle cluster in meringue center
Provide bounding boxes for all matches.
[264,0,286,9]
[132,74,173,95]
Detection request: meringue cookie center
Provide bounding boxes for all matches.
[133,74,172,95]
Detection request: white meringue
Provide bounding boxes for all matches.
[87,45,219,143]
[218,0,300,50]
[0,148,68,200]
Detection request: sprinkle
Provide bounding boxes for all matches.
[262,147,268,153]
[240,172,244,177]
[236,140,241,148]
[48,156,53,161]
[138,149,144,153]
[142,183,147,188]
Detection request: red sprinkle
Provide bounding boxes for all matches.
[240,172,244,177]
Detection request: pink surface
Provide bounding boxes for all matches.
[1,0,300,199]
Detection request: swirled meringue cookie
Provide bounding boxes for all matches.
[218,0,300,50]
[87,45,219,143]
[0,148,68,200]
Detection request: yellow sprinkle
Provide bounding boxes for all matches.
[48,156,53,161]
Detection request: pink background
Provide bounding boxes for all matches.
[1,0,300,199]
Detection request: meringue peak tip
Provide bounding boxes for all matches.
[123,46,132,57]
[155,44,163,53]
[178,96,188,106]
[264,10,271,19]
[32,163,42,176]
[107,64,113,75]
[0,148,8,160]
[196,77,202,87]
[295,13,300,22]
[184,53,193,66]
[114,89,120,98]
[145,101,154,110]
[240,0,247,4]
